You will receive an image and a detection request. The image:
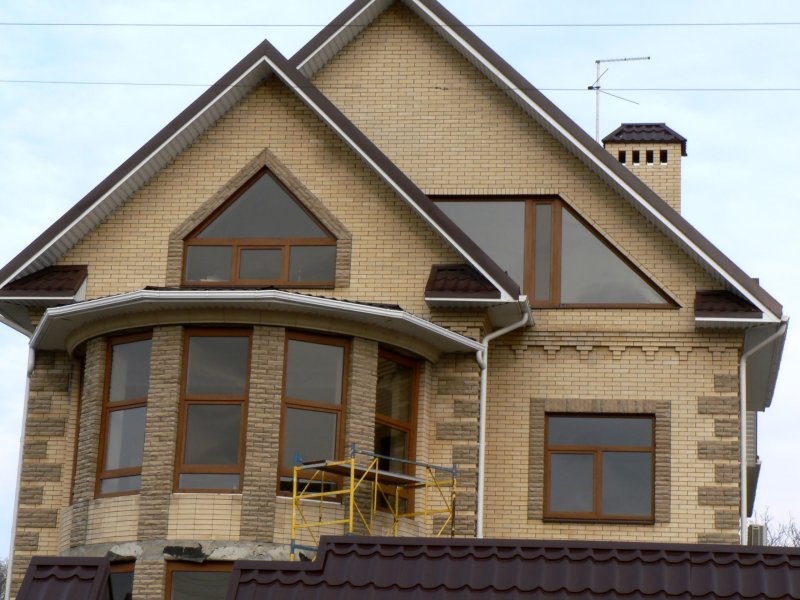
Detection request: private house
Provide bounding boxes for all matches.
[0,0,788,598]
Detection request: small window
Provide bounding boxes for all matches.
[166,562,232,600]
[98,334,152,496]
[660,150,668,164]
[278,332,348,492]
[646,150,654,165]
[617,150,626,164]
[110,562,134,600]
[375,350,418,510]
[176,330,251,492]
[545,415,654,521]
[632,150,640,165]
[183,169,336,287]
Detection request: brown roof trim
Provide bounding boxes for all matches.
[290,0,782,320]
[227,535,800,599]
[425,264,501,299]
[0,36,518,302]
[17,556,111,600]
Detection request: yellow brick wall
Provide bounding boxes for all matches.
[604,141,683,212]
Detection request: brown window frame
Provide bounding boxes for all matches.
[165,561,233,600]
[96,332,152,498]
[109,561,135,600]
[374,349,419,511]
[174,328,252,493]
[435,196,674,309]
[277,331,349,493]
[543,414,655,523]
[182,168,337,288]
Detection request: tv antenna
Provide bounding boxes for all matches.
[588,56,650,142]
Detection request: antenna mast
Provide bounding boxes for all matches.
[589,56,650,142]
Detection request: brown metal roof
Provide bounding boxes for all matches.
[0,265,87,297]
[696,289,763,318]
[603,123,688,156]
[290,0,782,320]
[17,556,111,600]
[425,264,500,299]
[227,536,800,600]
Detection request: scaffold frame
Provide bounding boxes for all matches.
[290,446,457,560]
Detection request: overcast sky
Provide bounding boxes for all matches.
[0,0,798,557]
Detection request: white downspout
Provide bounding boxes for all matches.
[739,318,788,544]
[6,346,35,600]
[475,300,531,538]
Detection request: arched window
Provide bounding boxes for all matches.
[183,169,336,286]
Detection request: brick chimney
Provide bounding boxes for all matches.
[602,123,687,213]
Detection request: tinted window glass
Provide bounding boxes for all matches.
[171,571,231,600]
[184,404,241,465]
[110,571,134,600]
[239,248,282,280]
[436,201,525,286]
[533,203,552,302]
[186,336,249,396]
[375,424,408,473]
[282,408,337,468]
[548,416,652,447]
[185,246,232,283]
[198,172,326,239]
[109,339,152,402]
[560,210,664,304]
[549,453,594,512]
[178,473,240,490]
[602,452,653,516]
[289,246,336,282]
[285,340,343,405]
[104,407,147,470]
[376,357,413,422]
[100,475,141,495]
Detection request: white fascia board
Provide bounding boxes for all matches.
[32,289,484,352]
[262,56,515,303]
[408,0,779,322]
[695,316,780,327]
[0,63,268,290]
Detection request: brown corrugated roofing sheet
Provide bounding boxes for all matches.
[425,264,500,298]
[0,265,86,297]
[16,556,111,600]
[603,123,688,156]
[226,536,800,599]
[696,289,762,318]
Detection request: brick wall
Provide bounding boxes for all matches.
[604,141,683,212]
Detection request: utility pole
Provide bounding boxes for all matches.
[588,56,650,142]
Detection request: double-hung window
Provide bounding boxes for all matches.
[97,334,152,496]
[176,330,251,492]
[278,332,348,492]
[545,415,654,521]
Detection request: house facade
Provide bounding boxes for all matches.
[0,0,787,598]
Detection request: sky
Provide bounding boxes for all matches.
[0,0,798,557]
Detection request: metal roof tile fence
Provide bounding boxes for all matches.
[226,536,800,599]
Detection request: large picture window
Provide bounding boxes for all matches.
[544,415,654,521]
[278,332,348,492]
[166,562,232,600]
[175,330,251,492]
[183,169,336,287]
[435,197,670,307]
[97,334,152,496]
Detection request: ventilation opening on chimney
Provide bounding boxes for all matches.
[632,150,640,165]
[618,150,626,164]
[646,150,654,165]
[660,150,668,164]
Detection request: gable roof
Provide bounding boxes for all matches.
[226,535,800,599]
[290,0,782,323]
[0,38,520,308]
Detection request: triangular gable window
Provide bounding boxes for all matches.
[183,169,336,286]
[435,197,670,307]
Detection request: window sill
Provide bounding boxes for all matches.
[542,516,655,526]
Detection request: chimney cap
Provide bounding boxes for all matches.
[603,123,687,156]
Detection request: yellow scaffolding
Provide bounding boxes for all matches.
[290,447,457,560]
